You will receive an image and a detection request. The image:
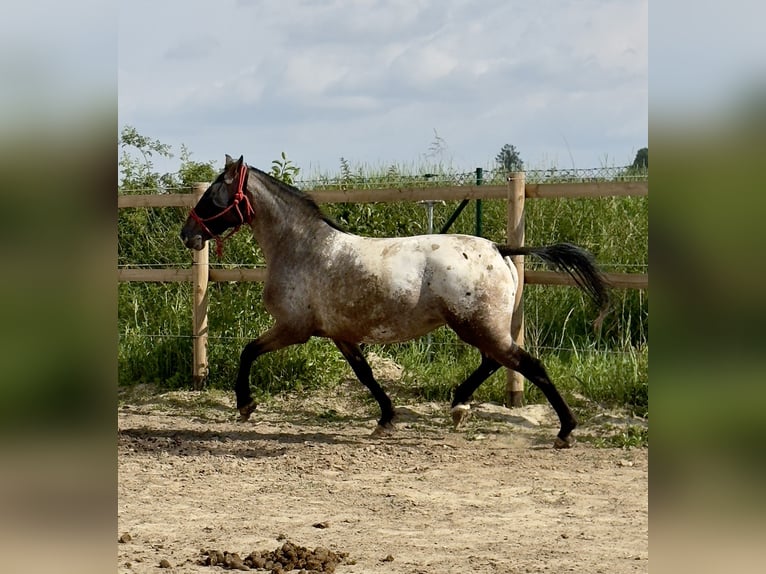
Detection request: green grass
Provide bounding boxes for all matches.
[118,162,648,425]
[579,425,649,449]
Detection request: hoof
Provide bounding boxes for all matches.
[237,401,257,422]
[370,422,395,437]
[553,435,575,449]
[450,403,471,430]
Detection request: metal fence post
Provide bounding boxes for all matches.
[475,167,483,237]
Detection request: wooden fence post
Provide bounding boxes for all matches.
[506,172,526,407]
[191,182,209,389]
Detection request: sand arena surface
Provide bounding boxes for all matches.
[118,387,647,573]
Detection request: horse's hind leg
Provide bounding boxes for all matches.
[235,325,308,421]
[499,345,578,448]
[450,355,501,429]
[334,340,396,436]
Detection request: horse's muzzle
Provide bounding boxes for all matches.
[180,231,205,251]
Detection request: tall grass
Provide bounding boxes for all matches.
[118,163,647,418]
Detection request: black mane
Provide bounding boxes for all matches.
[248,165,346,233]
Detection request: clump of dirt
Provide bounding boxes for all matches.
[365,352,403,381]
[198,540,351,573]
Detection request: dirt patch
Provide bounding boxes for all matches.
[118,386,647,573]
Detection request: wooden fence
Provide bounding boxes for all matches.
[118,175,648,405]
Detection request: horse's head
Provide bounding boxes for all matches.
[180,154,254,251]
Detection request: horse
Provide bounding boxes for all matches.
[180,155,609,448]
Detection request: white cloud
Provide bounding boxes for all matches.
[119,0,648,174]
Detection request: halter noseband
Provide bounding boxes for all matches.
[189,162,254,257]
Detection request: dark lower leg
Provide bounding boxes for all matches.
[509,347,577,443]
[452,355,502,408]
[235,339,264,409]
[235,327,303,419]
[334,340,395,428]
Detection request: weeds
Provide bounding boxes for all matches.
[580,425,649,449]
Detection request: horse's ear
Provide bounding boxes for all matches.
[224,154,235,167]
[223,155,244,184]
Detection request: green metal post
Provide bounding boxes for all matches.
[475,167,483,237]
[439,199,469,234]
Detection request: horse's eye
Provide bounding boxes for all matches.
[211,185,229,209]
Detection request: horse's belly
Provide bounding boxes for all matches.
[359,314,445,344]
[314,293,445,344]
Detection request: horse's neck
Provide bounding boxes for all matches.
[249,194,334,265]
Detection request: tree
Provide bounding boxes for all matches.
[119,125,173,192]
[632,147,648,169]
[118,125,299,192]
[495,144,524,172]
[175,144,217,188]
[119,125,216,192]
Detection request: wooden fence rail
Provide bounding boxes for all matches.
[118,176,648,402]
[116,181,648,208]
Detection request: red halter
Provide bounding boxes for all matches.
[189,162,254,258]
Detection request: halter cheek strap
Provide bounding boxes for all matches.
[189,163,254,257]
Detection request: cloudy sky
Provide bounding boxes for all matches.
[119,0,648,177]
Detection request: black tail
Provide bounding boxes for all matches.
[497,243,610,321]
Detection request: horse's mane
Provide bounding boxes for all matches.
[248,166,346,233]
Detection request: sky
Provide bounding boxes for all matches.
[118,0,648,177]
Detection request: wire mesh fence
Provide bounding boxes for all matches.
[295,165,647,191]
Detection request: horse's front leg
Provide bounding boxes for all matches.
[235,324,308,421]
[333,340,396,436]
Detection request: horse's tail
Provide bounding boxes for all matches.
[496,242,611,328]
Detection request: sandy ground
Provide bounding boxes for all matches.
[118,384,647,573]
